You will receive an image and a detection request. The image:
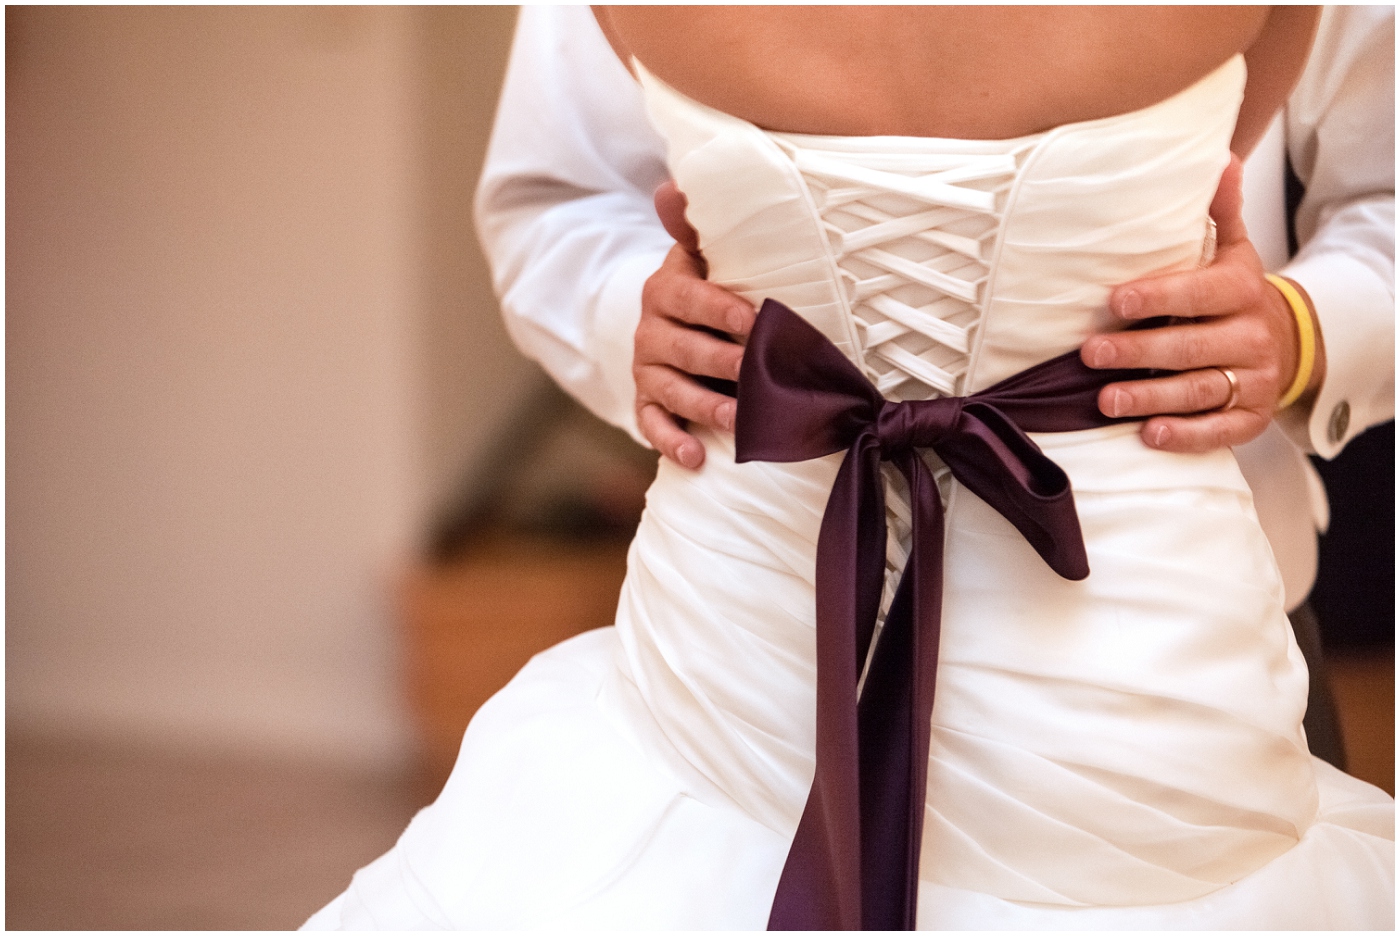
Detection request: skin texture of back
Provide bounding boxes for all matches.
[592,5,1324,471]
[596,6,1319,157]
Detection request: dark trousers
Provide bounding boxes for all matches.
[1289,600,1347,770]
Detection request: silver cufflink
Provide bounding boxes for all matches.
[1327,401,1350,444]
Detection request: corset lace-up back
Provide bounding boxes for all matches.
[307,46,1395,932]
[769,137,1039,615]
[773,141,1031,402]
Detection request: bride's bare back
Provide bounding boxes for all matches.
[595,6,1319,155]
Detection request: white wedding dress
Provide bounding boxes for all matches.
[306,56,1393,930]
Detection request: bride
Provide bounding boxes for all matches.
[307,7,1393,929]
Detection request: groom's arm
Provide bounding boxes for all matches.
[1276,4,1394,457]
[1084,5,1393,455]
[478,6,1391,466]
[474,5,671,445]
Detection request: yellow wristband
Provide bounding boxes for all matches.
[1266,273,1315,411]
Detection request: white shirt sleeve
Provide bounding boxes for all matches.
[478,6,1394,464]
[474,6,671,445]
[1275,5,1395,458]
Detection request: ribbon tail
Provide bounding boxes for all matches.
[856,452,944,930]
[769,437,886,931]
[938,403,1090,580]
[972,346,1151,432]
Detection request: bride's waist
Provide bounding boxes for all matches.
[671,421,1250,510]
[1028,421,1249,495]
[613,421,1299,841]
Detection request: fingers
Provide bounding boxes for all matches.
[635,360,737,470]
[1095,367,1272,452]
[636,360,736,429]
[635,313,744,383]
[1082,154,1292,455]
[637,401,706,470]
[1084,293,1287,453]
[1138,408,1271,454]
[635,222,755,471]
[639,245,751,381]
[654,180,700,254]
[1108,155,1262,323]
[1208,154,1247,247]
[1106,246,1265,322]
[1082,315,1277,384]
[644,244,757,337]
[1098,367,1240,419]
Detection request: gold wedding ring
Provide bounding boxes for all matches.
[1214,366,1240,411]
[1198,216,1217,267]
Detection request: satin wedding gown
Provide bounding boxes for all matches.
[306,56,1393,930]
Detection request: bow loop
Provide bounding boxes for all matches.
[931,400,1089,581]
[735,299,883,464]
[738,300,1126,931]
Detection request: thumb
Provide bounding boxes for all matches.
[654,180,700,254]
[1209,154,1248,248]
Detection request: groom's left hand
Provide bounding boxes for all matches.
[640,159,1321,465]
[1080,156,1324,453]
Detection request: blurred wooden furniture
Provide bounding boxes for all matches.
[401,536,1394,799]
[400,535,631,790]
[1328,652,1395,795]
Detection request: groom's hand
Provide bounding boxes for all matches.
[639,161,1321,467]
[1081,156,1324,453]
[634,181,755,469]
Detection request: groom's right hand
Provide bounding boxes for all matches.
[639,166,1314,469]
[634,181,755,469]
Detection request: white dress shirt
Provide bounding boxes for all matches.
[475,5,1395,609]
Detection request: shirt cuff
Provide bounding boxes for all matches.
[1276,250,1396,458]
[592,250,662,448]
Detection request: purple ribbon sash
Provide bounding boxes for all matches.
[734,299,1144,930]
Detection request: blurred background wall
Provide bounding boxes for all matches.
[7,5,535,771]
[5,5,1391,930]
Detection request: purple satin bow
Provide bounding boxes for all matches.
[735,299,1142,931]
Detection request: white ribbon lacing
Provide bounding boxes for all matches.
[777,138,1037,639]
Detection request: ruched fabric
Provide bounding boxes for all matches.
[737,299,1154,929]
[305,54,1393,930]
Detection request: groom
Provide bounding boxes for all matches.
[476,6,1394,767]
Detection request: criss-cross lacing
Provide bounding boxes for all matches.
[772,137,1034,629]
[776,144,1031,400]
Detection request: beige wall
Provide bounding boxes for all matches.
[7,6,534,769]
